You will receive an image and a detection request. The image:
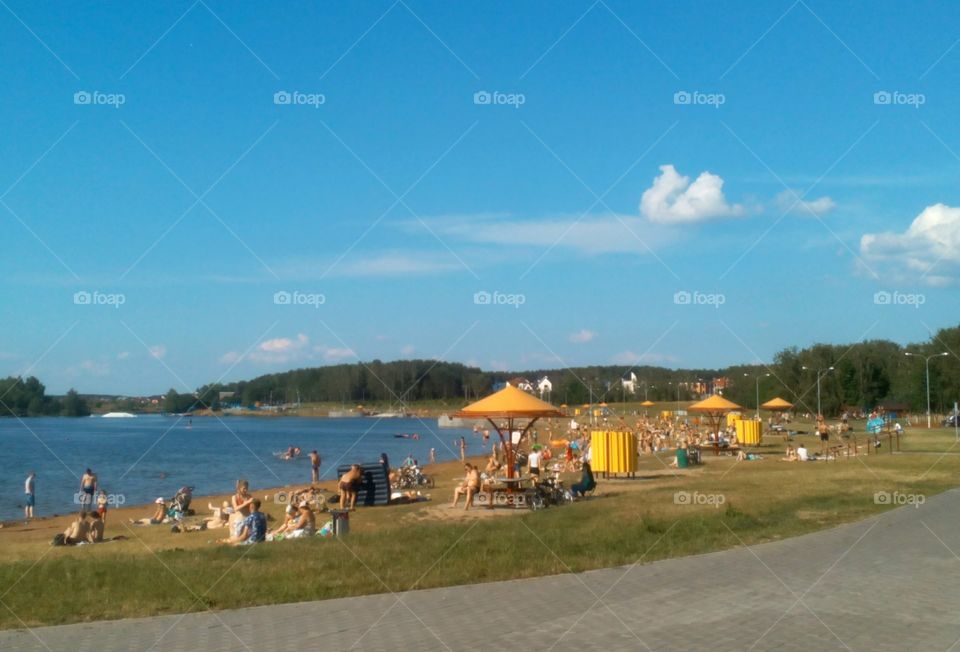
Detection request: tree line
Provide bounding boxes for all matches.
[0,377,90,417]
[4,325,958,418]
[189,324,960,417]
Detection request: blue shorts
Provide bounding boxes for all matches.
[25,494,35,507]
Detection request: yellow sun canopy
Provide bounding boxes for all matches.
[688,394,742,413]
[452,385,564,419]
[761,397,794,410]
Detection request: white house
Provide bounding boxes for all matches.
[621,372,638,394]
[507,377,535,393]
[536,376,552,399]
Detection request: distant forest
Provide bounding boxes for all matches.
[185,324,960,417]
[4,325,959,418]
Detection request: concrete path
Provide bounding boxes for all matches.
[4,489,960,651]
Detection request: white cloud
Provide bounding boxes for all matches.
[774,189,836,216]
[148,345,166,360]
[612,351,677,365]
[400,344,416,356]
[219,351,241,364]
[277,252,464,279]
[640,164,744,224]
[568,329,596,343]
[861,203,960,284]
[116,351,130,360]
[80,360,110,376]
[417,213,677,255]
[317,346,356,361]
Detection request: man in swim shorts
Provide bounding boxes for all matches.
[79,469,97,514]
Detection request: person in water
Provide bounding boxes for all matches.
[310,450,321,483]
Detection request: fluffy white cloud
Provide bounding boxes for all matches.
[116,351,130,360]
[148,345,166,360]
[774,189,836,216]
[400,344,416,356]
[861,203,960,284]
[568,329,596,343]
[640,164,744,224]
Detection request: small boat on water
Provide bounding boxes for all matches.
[102,412,137,418]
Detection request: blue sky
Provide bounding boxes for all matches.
[1,0,959,395]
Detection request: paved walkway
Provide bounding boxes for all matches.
[4,489,960,651]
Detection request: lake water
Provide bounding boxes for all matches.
[0,416,474,521]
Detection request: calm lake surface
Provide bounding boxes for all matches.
[0,416,474,521]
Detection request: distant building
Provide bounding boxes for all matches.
[507,377,534,393]
[537,376,552,399]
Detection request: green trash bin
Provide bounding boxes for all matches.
[676,447,689,469]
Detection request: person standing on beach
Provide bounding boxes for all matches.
[429,448,436,465]
[459,436,467,462]
[24,471,36,520]
[309,450,321,484]
[79,469,97,514]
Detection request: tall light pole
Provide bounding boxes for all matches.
[744,372,771,420]
[802,366,834,416]
[905,351,949,428]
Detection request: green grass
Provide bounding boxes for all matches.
[1,427,958,630]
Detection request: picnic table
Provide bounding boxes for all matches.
[699,442,741,456]
[475,476,535,509]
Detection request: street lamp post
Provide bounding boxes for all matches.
[904,351,949,428]
[744,372,771,420]
[802,366,834,416]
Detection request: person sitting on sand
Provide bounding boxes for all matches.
[782,445,798,462]
[63,512,90,545]
[451,463,481,510]
[202,501,231,529]
[268,505,299,540]
[797,443,810,461]
[339,465,362,510]
[130,498,168,525]
[286,501,316,538]
[219,499,266,545]
[88,511,104,542]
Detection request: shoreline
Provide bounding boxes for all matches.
[0,456,475,537]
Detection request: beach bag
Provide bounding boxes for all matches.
[51,533,66,546]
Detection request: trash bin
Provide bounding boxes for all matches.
[330,509,350,537]
[676,447,689,469]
